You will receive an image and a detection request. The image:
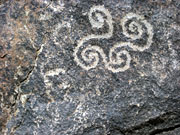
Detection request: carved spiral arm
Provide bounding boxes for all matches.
[73,5,113,70]
[106,42,131,73]
[121,13,153,51]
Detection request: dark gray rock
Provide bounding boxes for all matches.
[157,127,180,135]
[0,0,180,135]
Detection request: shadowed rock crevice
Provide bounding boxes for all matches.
[150,124,180,135]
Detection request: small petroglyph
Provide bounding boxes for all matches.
[45,68,66,76]
[44,68,66,87]
[121,13,153,52]
[44,68,66,101]
[73,5,154,73]
[106,42,132,73]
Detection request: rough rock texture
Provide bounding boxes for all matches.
[0,0,180,135]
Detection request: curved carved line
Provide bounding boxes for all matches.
[121,13,153,51]
[106,42,131,73]
[73,5,113,70]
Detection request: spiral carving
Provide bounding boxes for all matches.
[73,5,153,73]
[121,13,153,51]
[73,5,113,70]
[106,42,131,73]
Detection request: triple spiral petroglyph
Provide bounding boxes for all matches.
[73,5,153,73]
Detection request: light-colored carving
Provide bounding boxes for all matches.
[106,42,132,73]
[44,68,66,102]
[73,5,113,71]
[73,5,153,73]
[121,13,153,51]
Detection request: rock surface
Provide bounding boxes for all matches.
[0,0,180,135]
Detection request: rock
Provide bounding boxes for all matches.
[0,0,180,135]
[157,127,180,135]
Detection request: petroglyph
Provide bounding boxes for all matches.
[121,13,153,51]
[44,68,66,102]
[73,5,113,71]
[44,68,66,88]
[73,5,154,73]
[106,42,132,73]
